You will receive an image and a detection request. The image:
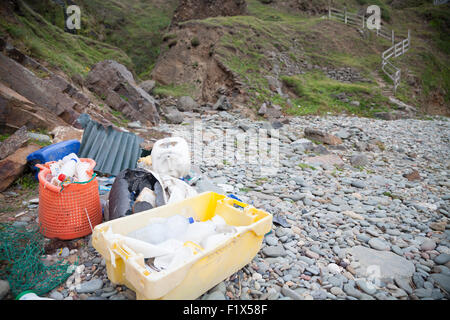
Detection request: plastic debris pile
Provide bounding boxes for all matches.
[0,223,75,297]
[106,137,198,221]
[104,213,242,273]
[44,153,92,187]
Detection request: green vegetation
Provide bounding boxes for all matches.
[383,191,402,200]
[199,0,449,115]
[153,83,196,98]
[76,0,177,78]
[0,0,177,79]
[0,0,448,116]
[110,109,130,127]
[191,37,200,47]
[14,173,38,190]
[29,139,51,147]
[0,134,11,142]
[281,71,389,117]
[0,1,132,78]
[298,163,317,170]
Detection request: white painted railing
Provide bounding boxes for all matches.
[381,30,410,93]
[328,5,411,94]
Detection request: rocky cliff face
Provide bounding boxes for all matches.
[172,0,247,24]
[151,23,237,103]
[0,38,90,128]
[85,60,160,126]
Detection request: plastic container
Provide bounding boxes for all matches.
[127,215,194,244]
[92,192,272,300]
[76,161,91,182]
[37,158,102,240]
[27,140,81,180]
[16,291,54,300]
[58,158,78,182]
[151,137,190,178]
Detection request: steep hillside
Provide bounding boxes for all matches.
[0,0,178,79]
[0,0,448,117]
[151,0,449,116]
[0,0,132,79]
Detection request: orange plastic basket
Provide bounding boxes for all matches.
[37,158,103,240]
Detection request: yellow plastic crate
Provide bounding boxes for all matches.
[92,191,273,300]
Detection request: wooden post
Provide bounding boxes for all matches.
[328,1,331,19]
[344,7,347,24]
[362,15,365,29]
[392,30,394,46]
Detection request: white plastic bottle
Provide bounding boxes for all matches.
[16,291,54,300]
[75,161,91,182]
[183,220,216,245]
[62,153,80,164]
[58,158,78,182]
[166,215,194,240]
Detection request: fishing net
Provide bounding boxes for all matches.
[0,223,76,297]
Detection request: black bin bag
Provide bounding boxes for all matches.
[108,168,166,221]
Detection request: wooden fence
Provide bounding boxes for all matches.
[381,30,410,93]
[328,5,411,94]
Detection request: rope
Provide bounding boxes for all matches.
[0,223,76,297]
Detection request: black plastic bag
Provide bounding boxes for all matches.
[108,168,164,221]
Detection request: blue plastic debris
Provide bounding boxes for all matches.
[227,194,243,202]
[26,140,81,179]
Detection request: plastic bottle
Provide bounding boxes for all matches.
[16,291,54,300]
[58,157,78,182]
[182,220,216,245]
[166,215,194,240]
[62,153,80,164]
[75,161,91,182]
[128,215,194,245]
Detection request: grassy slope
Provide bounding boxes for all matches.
[0,0,447,115]
[189,0,449,116]
[0,0,177,79]
[0,0,132,77]
[187,0,391,116]
[329,0,450,109]
[76,0,178,79]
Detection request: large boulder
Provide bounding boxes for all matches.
[85,60,160,125]
[139,80,156,94]
[347,246,415,282]
[304,128,342,145]
[0,143,41,192]
[176,96,199,112]
[0,43,90,126]
[0,81,66,133]
[0,126,28,160]
[163,106,184,124]
[212,95,232,111]
[305,154,344,168]
[50,126,84,143]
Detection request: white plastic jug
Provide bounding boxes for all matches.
[151,137,190,178]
